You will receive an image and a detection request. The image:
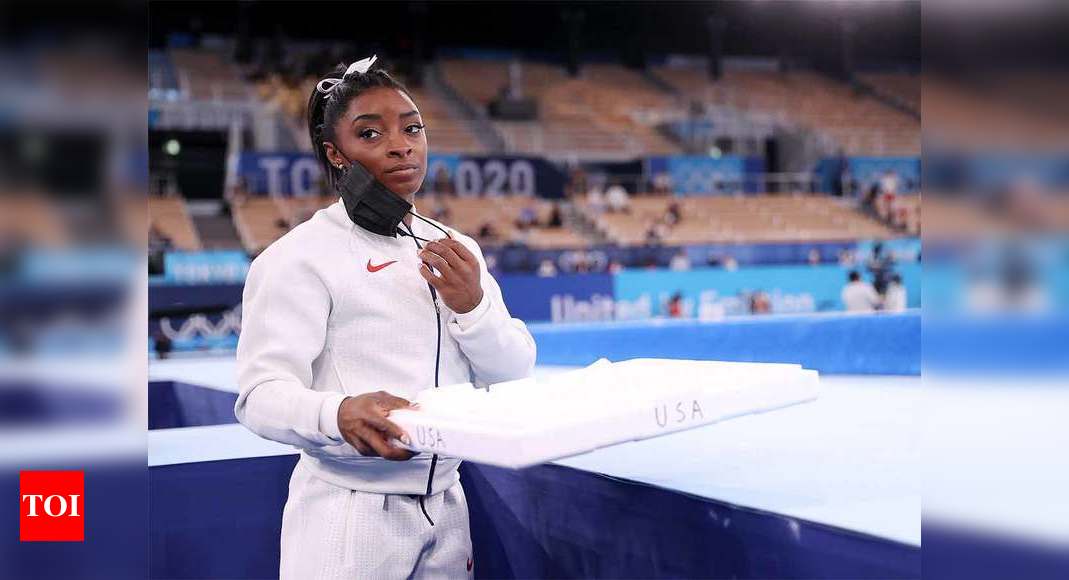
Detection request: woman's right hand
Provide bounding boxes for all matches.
[337,391,417,461]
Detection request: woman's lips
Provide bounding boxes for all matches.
[385,166,422,180]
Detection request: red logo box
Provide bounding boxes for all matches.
[20,471,84,542]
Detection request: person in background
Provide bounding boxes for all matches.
[841,270,882,312]
[866,242,895,296]
[664,201,682,226]
[807,248,822,266]
[515,202,538,231]
[607,259,624,274]
[605,180,630,213]
[667,292,685,318]
[669,250,691,271]
[722,256,738,271]
[537,258,557,277]
[586,183,606,215]
[546,202,563,227]
[749,291,772,315]
[477,221,499,245]
[652,172,673,195]
[884,273,907,312]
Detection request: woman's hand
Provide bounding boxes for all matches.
[418,239,484,314]
[337,391,417,461]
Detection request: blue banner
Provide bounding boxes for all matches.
[847,156,920,192]
[613,263,921,318]
[496,273,615,323]
[646,155,749,195]
[237,152,566,198]
[156,251,250,285]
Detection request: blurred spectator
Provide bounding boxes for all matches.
[877,170,899,222]
[749,291,772,315]
[652,172,673,195]
[667,292,685,318]
[608,259,624,274]
[546,203,563,228]
[430,166,456,197]
[884,273,907,312]
[841,270,881,312]
[605,181,630,213]
[669,250,691,271]
[477,222,499,244]
[866,242,895,295]
[723,256,738,271]
[644,219,667,245]
[152,330,173,360]
[586,184,606,215]
[565,167,588,198]
[148,224,173,276]
[807,248,822,266]
[838,249,857,267]
[664,201,682,226]
[537,258,557,277]
[515,203,538,231]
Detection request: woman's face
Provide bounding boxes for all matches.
[324,87,428,198]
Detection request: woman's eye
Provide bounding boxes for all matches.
[359,128,381,140]
[405,124,426,134]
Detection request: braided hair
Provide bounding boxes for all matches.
[306,62,412,190]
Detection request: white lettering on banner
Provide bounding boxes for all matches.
[259,158,288,195]
[21,494,80,517]
[159,305,243,342]
[653,400,705,428]
[454,160,538,197]
[550,294,653,323]
[483,160,507,196]
[291,158,321,197]
[509,161,535,196]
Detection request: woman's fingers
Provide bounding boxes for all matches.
[419,263,446,289]
[362,413,410,446]
[418,250,452,276]
[442,239,477,264]
[424,241,466,269]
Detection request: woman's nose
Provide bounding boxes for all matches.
[387,137,412,158]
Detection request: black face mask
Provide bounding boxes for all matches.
[335,156,412,238]
[333,151,453,242]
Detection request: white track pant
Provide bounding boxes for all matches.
[279,460,474,579]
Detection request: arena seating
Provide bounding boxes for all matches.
[581,195,896,245]
[148,196,202,251]
[230,197,289,253]
[169,49,249,102]
[0,194,68,247]
[653,66,920,156]
[441,59,680,158]
[860,72,920,112]
[415,196,589,250]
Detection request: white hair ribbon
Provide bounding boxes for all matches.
[316,55,378,94]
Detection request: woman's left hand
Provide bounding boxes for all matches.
[418,239,484,314]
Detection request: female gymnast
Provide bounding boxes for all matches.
[235,56,536,579]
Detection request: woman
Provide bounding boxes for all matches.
[235,56,536,579]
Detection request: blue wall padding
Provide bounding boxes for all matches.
[529,312,920,375]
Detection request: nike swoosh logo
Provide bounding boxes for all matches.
[366,259,397,273]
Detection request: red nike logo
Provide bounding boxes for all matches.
[366,259,397,272]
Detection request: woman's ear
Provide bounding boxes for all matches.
[323,142,346,170]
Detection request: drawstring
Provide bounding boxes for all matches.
[400,218,441,527]
[417,495,435,527]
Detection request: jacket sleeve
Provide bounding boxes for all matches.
[447,236,537,387]
[234,250,353,453]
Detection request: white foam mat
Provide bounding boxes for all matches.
[390,358,819,468]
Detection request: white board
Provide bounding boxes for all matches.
[390,358,819,469]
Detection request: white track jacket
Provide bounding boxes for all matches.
[235,199,536,495]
